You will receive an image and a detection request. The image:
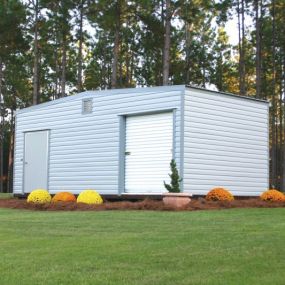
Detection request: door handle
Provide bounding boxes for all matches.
[125,151,131,155]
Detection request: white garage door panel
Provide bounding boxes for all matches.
[125,112,173,193]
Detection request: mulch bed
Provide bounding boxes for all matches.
[0,198,285,211]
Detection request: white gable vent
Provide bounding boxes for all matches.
[82,98,93,114]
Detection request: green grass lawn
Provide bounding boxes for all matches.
[0,208,284,285]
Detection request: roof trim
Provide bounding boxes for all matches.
[186,85,269,104]
[17,84,268,115]
[16,85,185,114]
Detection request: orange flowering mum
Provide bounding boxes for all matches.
[52,192,76,203]
[260,189,285,202]
[206,187,234,201]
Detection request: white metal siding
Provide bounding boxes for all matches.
[183,89,269,196]
[13,87,183,194]
[125,112,173,193]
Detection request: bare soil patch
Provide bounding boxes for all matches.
[0,197,285,211]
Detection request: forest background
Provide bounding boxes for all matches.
[0,0,284,193]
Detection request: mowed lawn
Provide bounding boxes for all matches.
[0,208,285,285]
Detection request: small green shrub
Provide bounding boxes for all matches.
[164,159,182,193]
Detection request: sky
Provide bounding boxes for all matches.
[225,14,253,46]
[225,18,239,45]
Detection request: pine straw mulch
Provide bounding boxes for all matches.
[0,198,285,211]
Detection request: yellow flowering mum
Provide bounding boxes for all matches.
[77,190,103,205]
[27,189,51,204]
[260,189,285,202]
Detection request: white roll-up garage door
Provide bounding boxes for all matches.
[125,112,173,193]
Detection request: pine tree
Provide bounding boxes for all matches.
[164,159,182,193]
[0,0,28,192]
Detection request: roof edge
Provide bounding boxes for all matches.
[16,85,185,115]
[186,85,269,103]
[16,84,268,115]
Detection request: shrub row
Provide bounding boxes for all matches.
[27,189,103,205]
[27,188,285,204]
[205,188,285,202]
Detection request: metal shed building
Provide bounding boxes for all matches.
[13,85,269,197]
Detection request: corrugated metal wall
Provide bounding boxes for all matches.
[14,87,183,194]
[183,88,269,196]
[14,86,269,196]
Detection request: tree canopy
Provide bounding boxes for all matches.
[0,0,284,192]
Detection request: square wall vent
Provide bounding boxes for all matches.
[82,98,93,114]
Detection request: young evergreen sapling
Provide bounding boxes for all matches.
[164,159,182,193]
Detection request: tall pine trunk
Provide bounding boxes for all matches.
[32,0,39,105]
[271,0,277,187]
[101,48,106,89]
[61,33,67,97]
[55,45,60,98]
[119,58,123,87]
[7,109,14,193]
[54,47,59,99]
[125,30,130,87]
[53,2,59,99]
[0,60,3,193]
[201,31,206,88]
[111,2,120,89]
[237,0,246,96]
[185,23,190,84]
[279,90,283,190]
[282,58,285,191]
[162,0,171,85]
[126,51,130,87]
[130,51,134,86]
[241,0,246,95]
[77,0,84,92]
[255,0,262,99]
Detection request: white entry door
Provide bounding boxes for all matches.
[125,112,173,193]
[23,130,49,193]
